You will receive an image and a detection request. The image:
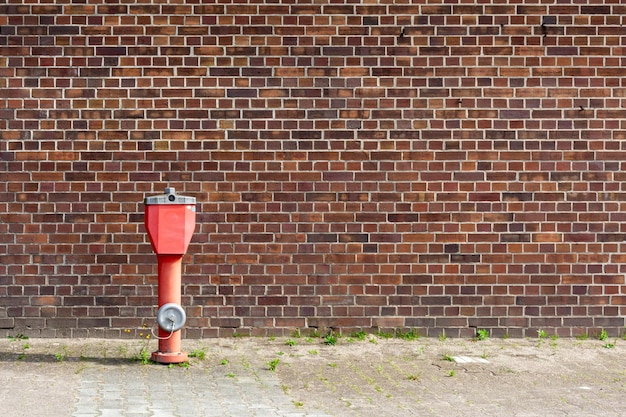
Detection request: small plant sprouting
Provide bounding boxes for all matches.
[132,347,150,365]
[376,330,394,339]
[536,329,549,347]
[576,333,589,341]
[267,358,280,371]
[53,345,70,362]
[447,369,456,377]
[291,328,302,338]
[220,359,229,365]
[550,334,559,348]
[476,329,489,341]
[285,339,297,347]
[323,331,338,346]
[293,401,304,408]
[350,330,368,341]
[8,334,29,342]
[398,329,421,341]
[597,329,609,341]
[407,373,421,381]
[442,354,454,362]
[17,342,29,361]
[438,331,447,342]
[603,341,616,349]
[188,349,206,360]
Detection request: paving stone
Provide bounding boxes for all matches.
[70,365,329,417]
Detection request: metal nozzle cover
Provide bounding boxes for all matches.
[144,187,196,205]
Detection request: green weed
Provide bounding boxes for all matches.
[323,332,338,346]
[376,330,394,339]
[550,335,559,348]
[267,358,280,371]
[131,347,150,364]
[476,329,489,341]
[188,349,206,360]
[17,341,30,360]
[285,339,297,347]
[397,329,421,341]
[597,329,608,341]
[350,330,368,341]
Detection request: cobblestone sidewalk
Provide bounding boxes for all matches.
[72,365,329,417]
[1,337,625,417]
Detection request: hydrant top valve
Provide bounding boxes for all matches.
[144,187,196,256]
[144,187,196,205]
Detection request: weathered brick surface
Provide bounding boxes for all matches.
[1,0,626,338]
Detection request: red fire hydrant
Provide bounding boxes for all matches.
[144,187,196,364]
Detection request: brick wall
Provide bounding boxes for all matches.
[1,1,625,339]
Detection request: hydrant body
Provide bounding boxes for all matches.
[144,187,196,364]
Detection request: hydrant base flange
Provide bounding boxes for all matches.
[151,351,189,364]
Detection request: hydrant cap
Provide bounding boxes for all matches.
[145,187,196,205]
[156,303,186,332]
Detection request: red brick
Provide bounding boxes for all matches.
[0,2,623,338]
